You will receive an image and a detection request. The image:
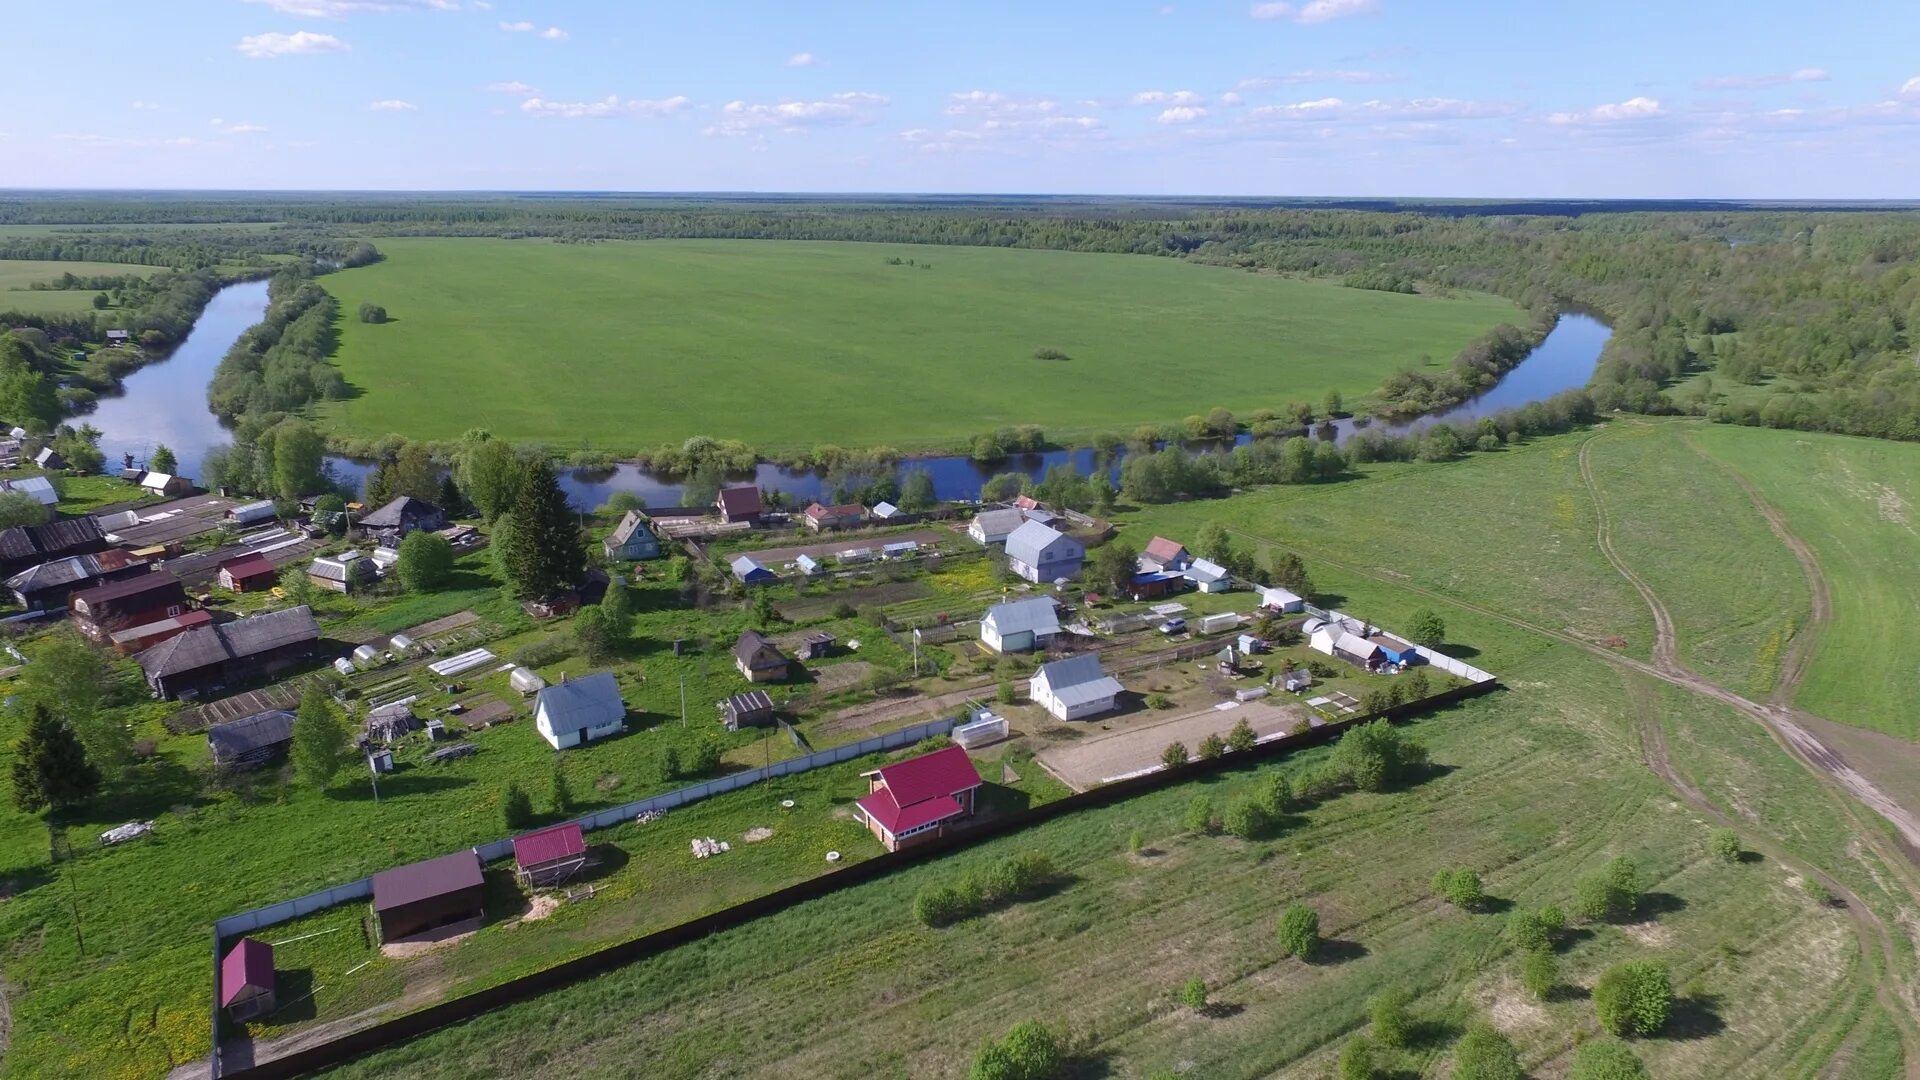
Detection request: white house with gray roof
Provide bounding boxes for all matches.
[1029,653,1123,721]
[1003,520,1083,584]
[968,508,1027,546]
[534,671,628,749]
[980,596,1061,654]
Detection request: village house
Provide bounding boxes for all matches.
[722,689,776,730]
[533,671,628,749]
[1307,616,1386,669]
[0,475,58,508]
[134,605,322,699]
[219,939,275,1022]
[136,472,192,498]
[853,744,984,852]
[33,446,65,471]
[1003,520,1084,584]
[802,501,866,532]
[357,496,445,542]
[206,708,297,768]
[308,552,376,593]
[869,500,903,522]
[109,608,214,656]
[370,849,485,944]
[602,510,663,561]
[715,485,763,524]
[70,572,187,642]
[967,507,1025,546]
[217,553,279,593]
[1185,558,1231,593]
[733,630,789,682]
[979,596,1061,654]
[104,329,131,347]
[0,515,107,577]
[513,822,588,887]
[1140,536,1192,572]
[1258,585,1305,613]
[5,549,151,610]
[1030,653,1125,721]
[730,554,776,585]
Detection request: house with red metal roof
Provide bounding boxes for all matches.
[1140,536,1192,572]
[802,502,866,532]
[854,744,984,852]
[513,822,588,886]
[220,938,276,1021]
[715,485,763,524]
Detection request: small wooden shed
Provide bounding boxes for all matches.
[219,938,276,1021]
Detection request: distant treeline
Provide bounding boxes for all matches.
[0,230,377,272]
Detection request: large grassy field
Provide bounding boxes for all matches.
[316,237,1522,453]
[0,259,162,314]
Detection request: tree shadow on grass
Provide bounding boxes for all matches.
[1472,895,1516,915]
[1198,1001,1247,1020]
[84,756,207,823]
[1661,993,1726,1040]
[1553,926,1596,954]
[1437,641,1481,659]
[333,772,472,802]
[1735,849,1766,865]
[1309,938,1369,965]
[1546,983,1590,1004]
[1638,891,1688,918]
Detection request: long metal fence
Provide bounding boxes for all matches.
[210,716,955,940]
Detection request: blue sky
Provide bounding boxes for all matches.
[5,0,1918,196]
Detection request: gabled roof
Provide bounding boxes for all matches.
[733,629,786,669]
[220,939,274,1005]
[1186,558,1229,583]
[871,501,900,518]
[512,822,585,869]
[1334,631,1381,659]
[308,553,373,582]
[983,596,1060,638]
[219,553,277,580]
[1004,520,1071,567]
[716,486,762,516]
[970,508,1025,536]
[358,496,440,529]
[1034,653,1124,707]
[0,475,58,506]
[207,709,296,759]
[135,605,320,678]
[726,689,774,715]
[870,744,982,805]
[858,788,962,836]
[729,555,768,579]
[138,472,180,492]
[371,849,484,912]
[1259,585,1302,606]
[534,671,626,734]
[607,510,655,546]
[1143,536,1188,563]
[1013,494,1041,511]
[794,554,818,572]
[0,515,104,563]
[71,571,180,610]
[7,555,98,594]
[804,502,864,521]
[110,608,213,646]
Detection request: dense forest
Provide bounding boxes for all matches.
[4,195,1919,443]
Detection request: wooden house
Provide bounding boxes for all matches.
[217,553,279,593]
[733,630,789,683]
[854,745,984,851]
[1030,654,1124,721]
[206,708,296,768]
[802,502,865,532]
[533,671,627,749]
[722,689,776,730]
[602,510,663,561]
[134,605,321,699]
[70,572,186,642]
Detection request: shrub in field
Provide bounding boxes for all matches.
[1277,902,1319,959]
[1180,976,1208,1012]
[1507,905,1566,952]
[1222,797,1273,840]
[969,1019,1064,1080]
[1290,762,1348,804]
[1184,795,1215,834]
[1451,1021,1523,1080]
[916,853,1058,927]
[1332,720,1428,791]
[1368,988,1412,1048]
[1708,828,1742,862]
[1522,948,1559,1001]
[1575,856,1641,922]
[1593,960,1672,1036]
[1337,1034,1375,1080]
[1162,741,1189,769]
[1432,867,1486,910]
[1198,733,1226,760]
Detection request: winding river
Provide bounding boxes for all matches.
[80,280,1611,510]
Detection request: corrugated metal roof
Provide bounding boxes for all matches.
[1186,558,1229,583]
[220,939,274,1005]
[135,605,319,678]
[512,822,585,869]
[534,671,626,735]
[1034,653,1124,708]
[371,850,483,912]
[1004,520,1070,567]
[207,709,296,759]
[716,486,762,516]
[871,745,982,806]
[969,508,1024,537]
[983,597,1060,638]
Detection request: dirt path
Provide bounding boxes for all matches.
[1578,436,1680,672]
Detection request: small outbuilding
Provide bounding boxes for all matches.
[0,475,58,508]
[1029,653,1124,721]
[869,500,903,522]
[799,630,836,659]
[219,939,276,1022]
[1257,586,1304,613]
[1185,558,1231,593]
[509,666,548,696]
[217,553,279,593]
[980,596,1060,654]
[722,689,776,730]
[364,699,421,742]
[513,822,587,887]
[137,472,192,498]
[733,630,789,683]
[794,553,820,576]
[33,446,65,471]
[226,500,278,527]
[207,709,297,768]
[534,671,627,749]
[729,555,776,585]
[370,850,485,944]
[308,552,376,594]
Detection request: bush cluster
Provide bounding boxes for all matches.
[915,852,1056,927]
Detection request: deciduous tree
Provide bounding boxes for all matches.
[1277,901,1319,959]
[0,490,48,528]
[396,530,455,592]
[290,690,349,793]
[1593,960,1672,1036]
[1404,608,1447,647]
[1369,988,1412,1048]
[148,444,177,475]
[1452,1021,1524,1080]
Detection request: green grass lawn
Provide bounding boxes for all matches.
[1685,425,1920,738]
[320,646,1894,1080]
[316,237,1521,453]
[1582,422,1812,697]
[0,259,163,315]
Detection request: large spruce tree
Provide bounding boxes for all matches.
[499,458,585,600]
[10,706,100,814]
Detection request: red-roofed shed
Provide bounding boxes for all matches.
[218,553,279,593]
[513,822,588,886]
[855,744,984,851]
[220,938,276,1021]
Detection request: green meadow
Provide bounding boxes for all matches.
[317,237,1522,453]
[0,259,163,315]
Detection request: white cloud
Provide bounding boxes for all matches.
[1902,76,1920,96]
[1236,70,1397,90]
[1547,96,1664,125]
[519,95,690,119]
[787,52,817,67]
[485,80,538,95]
[131,100,161,111]
[369,99,417,111]
[945,90,1058,117]
[1158,106,1207,124]
[539,26,567,40]
[1130,89,1202,106]
[1244,96,1516,123]
[901,112,1105,153]
[1250,0,1377,23]
[236,31,350,58]
[499,20,532,31]
[242,0,457,15]
[210,118,269,134]
[710,93,889,136]
[1696,67,1830,90]
[1219,91,1244,106]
